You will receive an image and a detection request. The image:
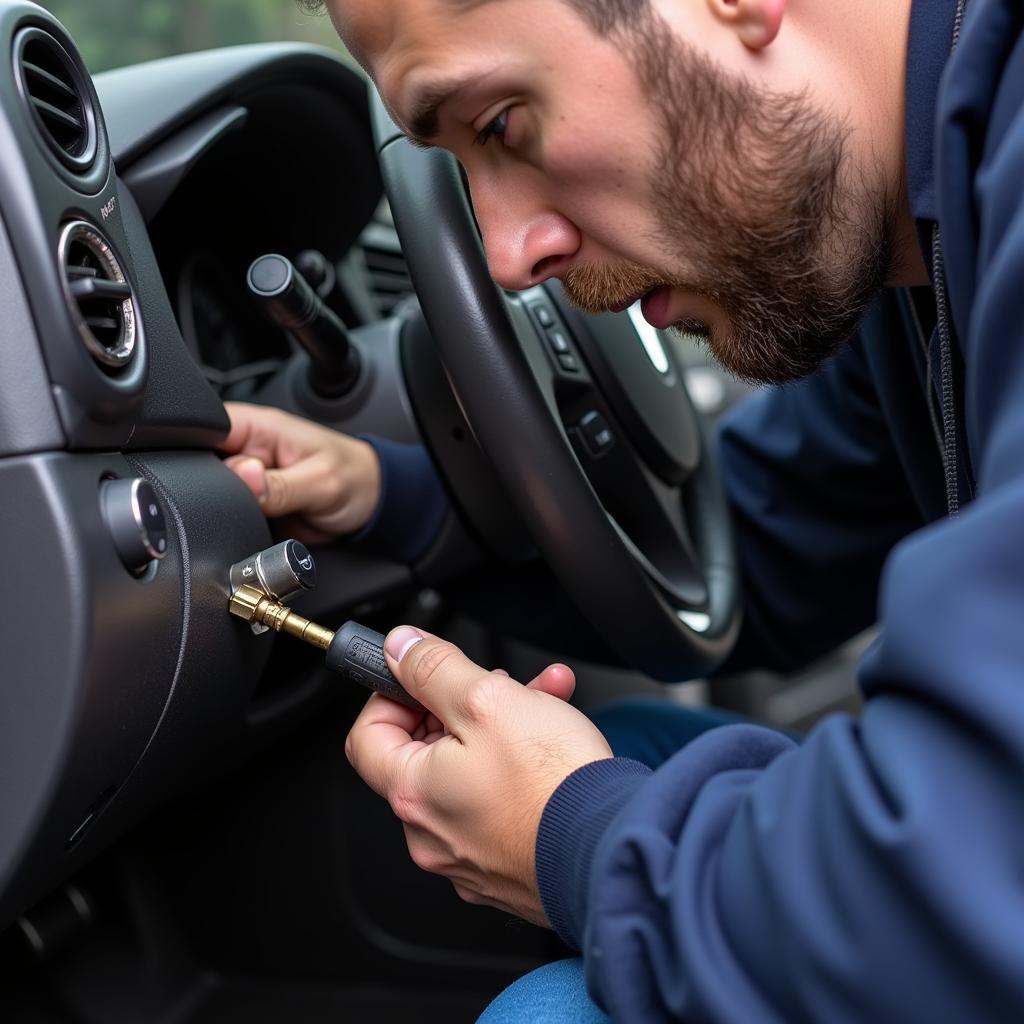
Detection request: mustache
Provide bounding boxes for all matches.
[561,260,668,314]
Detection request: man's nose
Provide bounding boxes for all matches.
[470,181,581,291]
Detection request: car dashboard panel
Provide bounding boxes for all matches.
[0,1,386,932]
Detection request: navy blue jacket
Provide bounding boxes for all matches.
[535,1,1024,1020]
[351,434,448,563]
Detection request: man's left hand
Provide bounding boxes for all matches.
[345,626,613,926]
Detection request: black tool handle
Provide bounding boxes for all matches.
[326,622,424,711]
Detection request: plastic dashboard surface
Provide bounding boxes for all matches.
[0,2,391,932]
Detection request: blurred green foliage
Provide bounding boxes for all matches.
[35,0,349,73]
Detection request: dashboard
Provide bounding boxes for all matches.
[0,1,423,934]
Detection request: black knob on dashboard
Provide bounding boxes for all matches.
[100,477,168,574]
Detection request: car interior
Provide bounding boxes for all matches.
[0,3,866,1020]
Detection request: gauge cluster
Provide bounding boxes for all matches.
[136,76,383,398]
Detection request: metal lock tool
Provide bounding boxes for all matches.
[228,539,316,634]
[227,542,423,711]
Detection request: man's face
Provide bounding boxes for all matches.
[332,0,894,384]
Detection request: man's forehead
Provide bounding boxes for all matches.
[331,0,493,69]
[327,1,394,66]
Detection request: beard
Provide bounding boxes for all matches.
[562,12,894,386]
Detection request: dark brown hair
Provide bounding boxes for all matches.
[295,0,646,32]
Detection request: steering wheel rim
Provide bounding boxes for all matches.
[371,91,740,680]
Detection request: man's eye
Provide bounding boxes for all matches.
[474,109,509,148]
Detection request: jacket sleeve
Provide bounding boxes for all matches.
[538,469,1024,1021]
[715,316,929,675]
[348,435,449,563]
[535,25,1024,1021]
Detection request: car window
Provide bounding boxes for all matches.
[34,0,348,73]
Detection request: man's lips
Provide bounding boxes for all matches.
[607,285,674,327]
[640,284,674,329]
[609,290,650,314]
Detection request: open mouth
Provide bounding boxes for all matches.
[608,285,675,329]
[609,288,654,314]
[639,284,674,329]
[606,294,647,313]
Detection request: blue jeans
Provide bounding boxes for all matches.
[477,699,744,1024]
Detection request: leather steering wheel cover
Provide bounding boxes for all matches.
[374,99,740,680]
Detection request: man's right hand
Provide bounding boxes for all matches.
[220,402,381,545]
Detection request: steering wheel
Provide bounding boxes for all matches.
[370,92,739,681]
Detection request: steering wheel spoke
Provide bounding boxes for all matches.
[564,411,708,609]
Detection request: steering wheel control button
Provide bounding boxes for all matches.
[546,328,570,354]
[530,303,555,328]
[579,411,615,457]
[100,477,168,574]
[229,539,316,602]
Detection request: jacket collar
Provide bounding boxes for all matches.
[905,0,961,225]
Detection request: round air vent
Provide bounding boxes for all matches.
[58,221,137,369]
[13,26,97,172]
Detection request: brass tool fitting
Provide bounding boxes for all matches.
[228,583,335,651]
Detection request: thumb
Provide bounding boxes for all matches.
[259,465,296,516]
[525,663,576,703]
[258,458,337,519]
[384,626,501,730]
[225,455,268,503]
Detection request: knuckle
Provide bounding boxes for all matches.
[320,468,347,509]
[388,785,422,826]
[410,641,462,691]
[452,884,480,905]
[255,407,284,440]
[408,842,442,875]
[461,676,499,724]
[265,471,289,512]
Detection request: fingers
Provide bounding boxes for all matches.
[345,692,426,799]
[224,453,268,502]
[384,626,505,730]
[259,457,336,518]
[411,710,447,743]
[225,450,331,518]
[219,402,295,465]
[524,663,576,703]
[221,404,381,535]
[220,402,335,468]
[225,448,345,520]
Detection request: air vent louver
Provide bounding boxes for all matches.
[13,27,96,171]
[359,221,414,318]
[59,221,137,369]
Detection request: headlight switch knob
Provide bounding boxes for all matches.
[100,477,168,574]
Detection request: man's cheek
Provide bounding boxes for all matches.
[556,178,654,258]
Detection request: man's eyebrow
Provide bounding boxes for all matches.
[403,75,476,144]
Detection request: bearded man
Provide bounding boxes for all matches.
[221,1,1024,1020]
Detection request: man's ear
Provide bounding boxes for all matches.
[705,0,785,50]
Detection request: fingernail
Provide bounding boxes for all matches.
[385,626,423,663]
